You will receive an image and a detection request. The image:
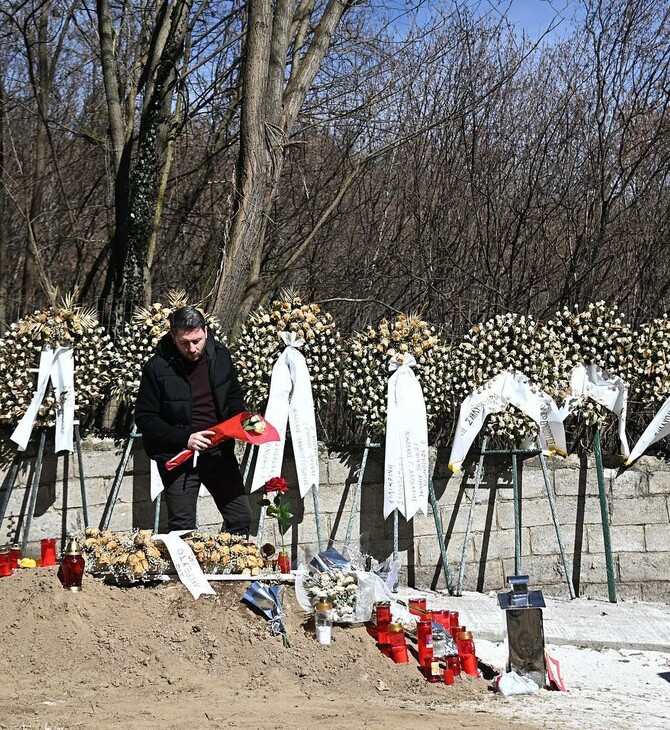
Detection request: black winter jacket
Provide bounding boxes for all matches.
[135,333,246,462]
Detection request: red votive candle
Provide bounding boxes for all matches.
[277,552,291,574]
[451,624,466,640]
[456,631,476,656]
[435,610,451,630]
[0,550,12,577]
[449,610,460,628]
[423,656,442,683]
[40,538,57,567]
[447,655,461,677]
[376,601,391,629]
[417,619,434,664]
[408,597,426,616]
[443,667,455,685]
[387,623,409,664]
[9,544,21,569]
[461,653,478,677]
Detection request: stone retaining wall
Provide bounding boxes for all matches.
[1,438,669,602]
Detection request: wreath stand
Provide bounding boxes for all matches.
[0,423,89,553]
[592,427,617,603]
[341,436,454,594]
[99,426,162,532]
[455,437,577,599]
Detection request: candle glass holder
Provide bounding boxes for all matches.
[277,551,291,574]
[387,623,409,664]
[447,655,461,677]
[408,597,426,616]
[0,549,12,577]
[315,600,334,645]
[9,544,21,569]
[423,656,442,683]
[40,538,57,567]
[58,537,85,591]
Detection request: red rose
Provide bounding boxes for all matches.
[264,476,289,494]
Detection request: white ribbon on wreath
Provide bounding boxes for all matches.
[11,344,75,453]
[558,364,630,456]
[251,331,319,499]
[625,394,670,465]
[384,354,429,520]
[448,370,567,473]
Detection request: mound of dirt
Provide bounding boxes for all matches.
[0,570,536,729]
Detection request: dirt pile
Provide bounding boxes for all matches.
[0,570,535,729]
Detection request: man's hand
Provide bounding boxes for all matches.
[188,430,215,452]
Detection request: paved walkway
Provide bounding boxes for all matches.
[396,587,670,652]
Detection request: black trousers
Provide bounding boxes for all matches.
[157,448,251,534]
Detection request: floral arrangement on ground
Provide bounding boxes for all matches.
[111,289,225,403]
[0,291,114,427]
[342,313,452,435]
[301,569,359,622]
[232,289,342,411]
[81,528,264,583]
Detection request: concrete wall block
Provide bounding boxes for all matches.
[644,524,670,552]
[556,497,609,526]
[74,449,127,479]
[640,582,670,602]
[195,494,222,527]
[577,581,642,601]
[554,468,601,497]
[431,476,464,507]
[472,527,530,561]
[618,552,670,582]
[301,483,356,516]
[458,558,505,593]
[610,496,669,526]
[611,469,647,498]
[571,552,618,581]
[0,484,29,524]
[587,524,645,553]
[327,450,380,486]
[415,533,469,566]
[100,501,160,533]
[410,513,440,539]
[497,498,555,529]
[412,566,451,592]
[503,554,574,586]
[442,501,495,534]
[53,477,111,510]
[648,471,670,495]
[529,524,577,556]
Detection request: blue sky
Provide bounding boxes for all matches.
[488,0,577,40]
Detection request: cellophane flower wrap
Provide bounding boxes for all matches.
[547,302,634,427]
[0,292,114,427]
[342,313,452,435]
[232,289,342,411]
[111,289,225,404]
[448,313,569,445]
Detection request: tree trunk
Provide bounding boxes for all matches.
[211,0,352,335]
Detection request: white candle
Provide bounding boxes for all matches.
[316,625,332,645]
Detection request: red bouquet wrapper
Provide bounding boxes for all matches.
[165,412,279,471]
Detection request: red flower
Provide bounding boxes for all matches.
[264,476,289,494]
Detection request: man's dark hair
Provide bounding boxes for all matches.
[169,305,207,334]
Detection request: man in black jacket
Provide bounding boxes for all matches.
[135,306,251,534]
